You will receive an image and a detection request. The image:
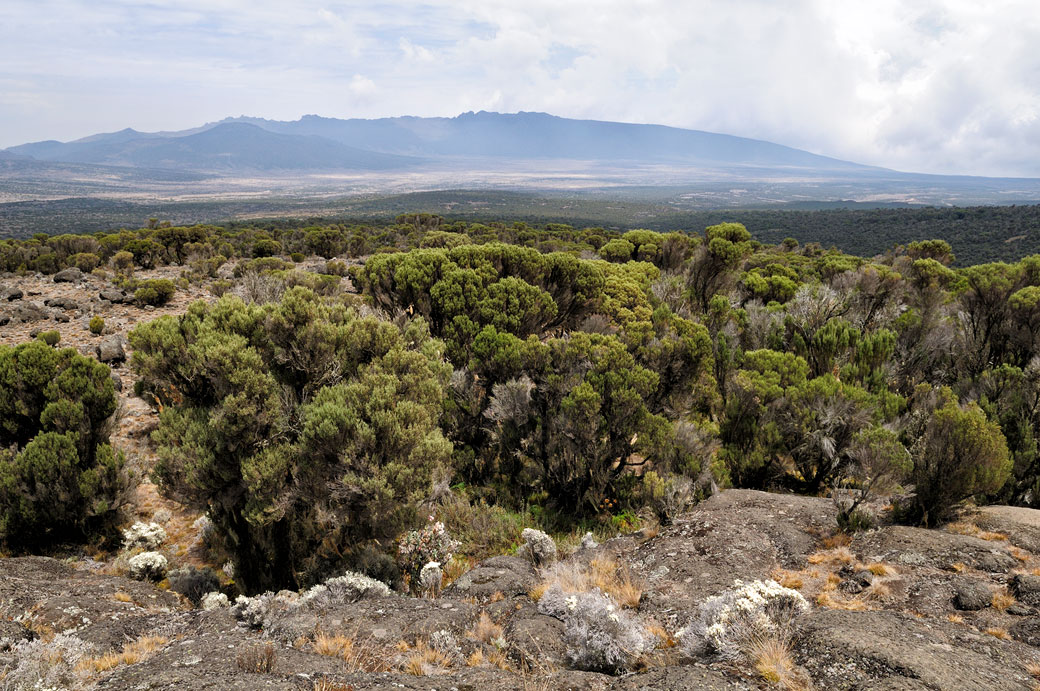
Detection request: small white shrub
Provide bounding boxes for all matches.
[200,591,229,610]
[0,633,95,690]
[678,579,809,659]
[127,551,168,581]
[538,584,651,673]
[398,517,460,589]
[121,521,167,551]
[518,528,557,566]
[418,561,443,596]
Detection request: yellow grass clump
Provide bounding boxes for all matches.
[76,635,169,674]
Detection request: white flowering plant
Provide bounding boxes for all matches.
[538,583,651,673]
[679,579,809,659]
[398,515,460,588]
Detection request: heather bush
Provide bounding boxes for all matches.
[89,315,105,335]
[132,288,453,593]
[517,527,557,566]
[0,633,95,690]
[36,330,60,346]
[134,278,176,306]
[0,340,128,551]
[168,565,221,605]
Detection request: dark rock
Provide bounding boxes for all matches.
[797,608,1034,690]
[505,613,567,671]
[44,297,79,310]
[52,267,83,283]
[1008,602,1035,616]
[1012,617,1040,646]
[99,289,129,303]
[97,335,126,363]
[110,372,123,392]
[12,301,49,322]
[1,287,22,301]
[53,312,70,323]
[443,556,538,599]
[840,579,865,594]
[0,313,9,327]
[953,580,991,611]
[1013,573,1040,606]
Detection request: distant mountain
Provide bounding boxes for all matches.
[222,111,875,171]
[6,122,418,172]
[5,112,884,175]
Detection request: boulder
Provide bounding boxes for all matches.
[52,267,83,283]
[443,556,537,599]
[99,289,129,303]
[1,287,22,301]
[97,335,126,363]
[44,297,79,310]
[1013,573,1040,607]
[953,580,991,611]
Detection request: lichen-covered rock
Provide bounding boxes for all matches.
[442,555,537,599]
[418,561,443,596]
[1012,573,1040,607]
[97,334,126,362]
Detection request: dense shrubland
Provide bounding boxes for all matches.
[6,213,1040,596]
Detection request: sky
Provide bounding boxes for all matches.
[1,0,1039,177]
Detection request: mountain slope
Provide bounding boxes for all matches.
[7,123,418,172]
[238,111,872,170]
[5,112,879,174]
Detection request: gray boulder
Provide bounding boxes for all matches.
[52,267,83,283]
[953,580,991,611]
[96,335,126,363]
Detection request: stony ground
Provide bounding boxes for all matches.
[5,268,1040,689]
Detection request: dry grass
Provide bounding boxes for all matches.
[311,631,389,673]
[947,613,965,624]
[645,622,677,649]
[112,592,133,603]
[236,642,277,673]
[865,562,897,577]
[489,590,505,603]
[807,546,855,566]
[442,555,474,587]
[771,569,805,590]
[1026,660,1040,679]
[946,521,978,536]
[977,531,1009,542]
[816,591,870,611]
[312,679,353,691]
[466,611,504,644]
[77,636,169,675]
[984,627,1011,640]
[485,647,510,671]
[747,633,809,690]
[401,640,453,676]
[531,557,642,608]
[1010,547,1031,562]
[950,562,967,573]
[863,581,892,601]
[466,649,486,667]
[992,590,1017,613]
[821,533,852,549]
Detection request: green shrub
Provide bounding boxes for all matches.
[905,390,1012,526]
[130,288,452,593]
[111,250,134,274]
[36,330,60,346]
[289,252,305,263]
[134,279,176,307]
[68,252,100,272]
[89,316,105,335]
[0,341,128,550]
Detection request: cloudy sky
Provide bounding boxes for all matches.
[2,0,1039,177]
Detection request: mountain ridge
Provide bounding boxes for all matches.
[4,111,886,175]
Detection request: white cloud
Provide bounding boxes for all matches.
[0,0,1039,176]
